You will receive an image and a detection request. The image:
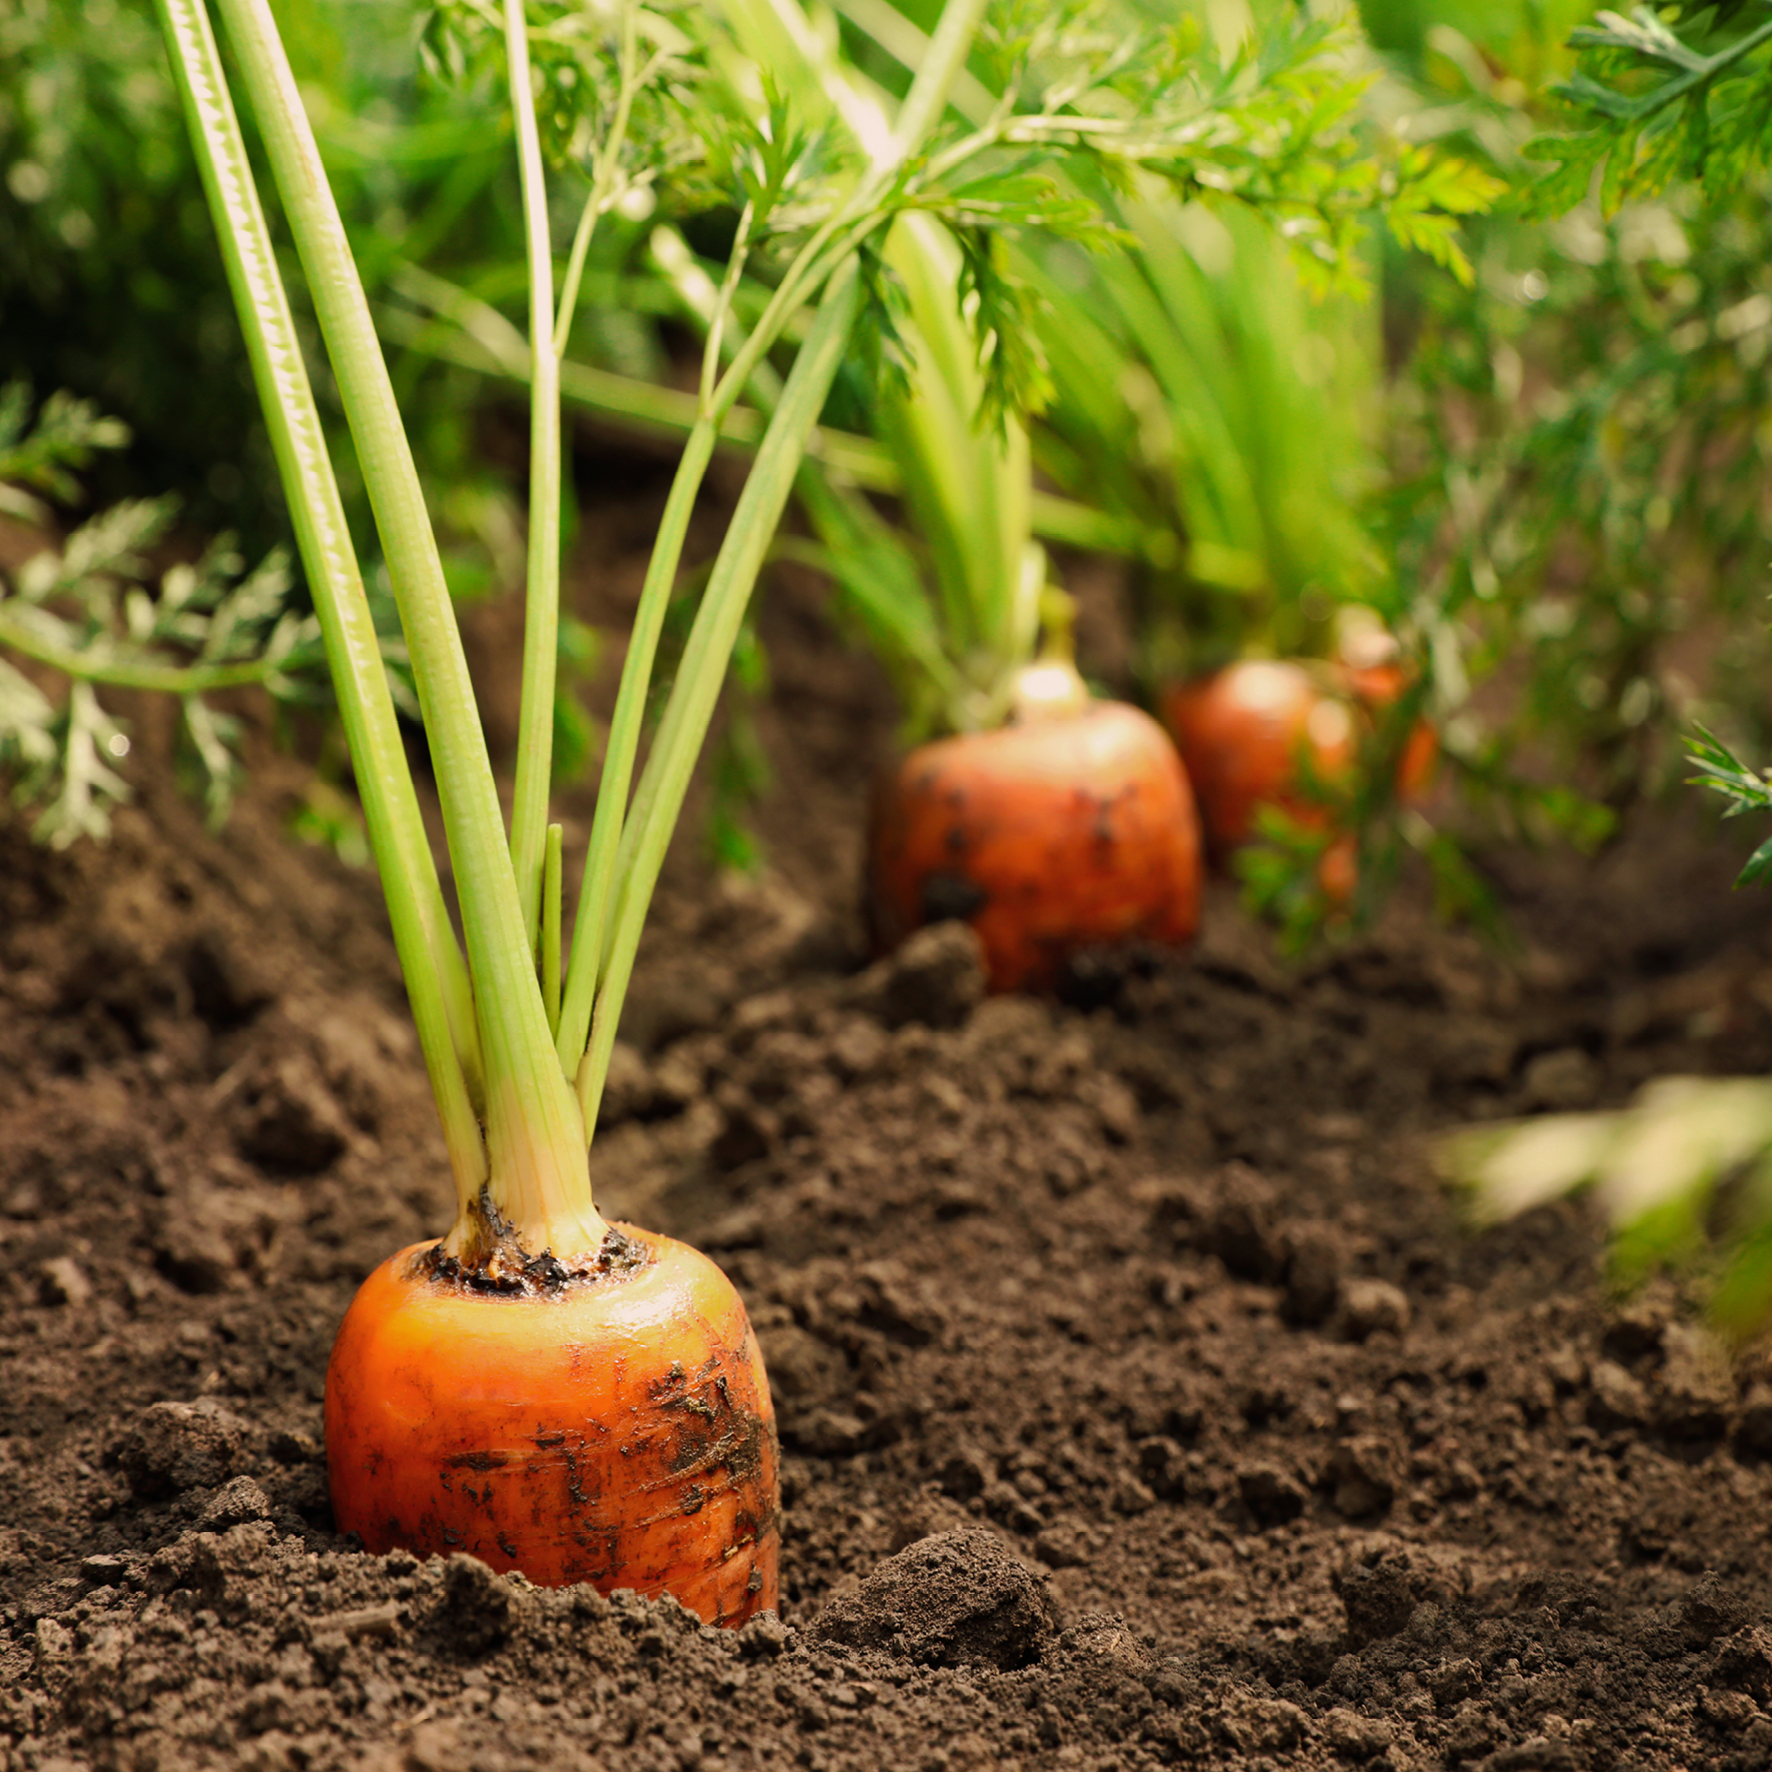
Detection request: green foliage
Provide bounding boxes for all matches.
[735,0,1503,763]
[1233,804,1352,956]
[909,5,1504,421]
[1428,0,1772,1346]
[0,0,276,537]
[0,386,322,844]
[1689,726,1772,886]
[422,0,710,203]
[1031,199,1388,682]
[1395,173,1772,801]
[1523,5,1772,216]
[1445,1076,1772,1339]
[1365,2,1772,934]
[0,387,130,519]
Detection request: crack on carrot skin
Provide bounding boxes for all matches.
[446,1451,504,1472]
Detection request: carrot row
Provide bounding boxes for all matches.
[868,648,1436,992]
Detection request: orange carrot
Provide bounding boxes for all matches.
[868,695,1202,993]
[1161,655,1436,904]
[1161,659,1356,860]
[1337,656,1438,802]
[325,1223,777,1622]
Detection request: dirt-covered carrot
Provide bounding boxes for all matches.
[869,656,1202,993]
[1161,648,1436,897]
[324,1225,776,1613]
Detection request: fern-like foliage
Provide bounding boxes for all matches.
[422,0,1501,434]
[0,385,324,845]
[1525,4,1772,215]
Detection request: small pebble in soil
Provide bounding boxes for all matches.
[1586,1359,1650,1428]
[198,1475,271,1530]
[36,1254,93,1307]
[1324,1436,1401,1520]
[1336,1278,1411,1343]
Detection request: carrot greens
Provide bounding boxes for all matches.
[145,0,1504,1260]
[1439,1,1772,1337]
[0,387,323,845]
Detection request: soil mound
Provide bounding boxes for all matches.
[5,574,1772,1767]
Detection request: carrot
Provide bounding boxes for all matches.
[1160,658,1356,861]
[325,1225,777,1619]
[160,0,979,1619]
[1337,655,1439,802]
[1160,653,1436,904]
[868,685,1203,993]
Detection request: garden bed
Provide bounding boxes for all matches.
[5,549,1772,1772]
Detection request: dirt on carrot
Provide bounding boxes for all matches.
[6,525,1772,1772]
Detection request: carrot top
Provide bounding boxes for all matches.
[154,0,1496,1266]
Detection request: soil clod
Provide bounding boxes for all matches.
[811,1529,1058,1670]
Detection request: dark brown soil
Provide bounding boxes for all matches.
[7,548,1772,1772]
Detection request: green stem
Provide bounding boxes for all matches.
[881,0,986,171]
[576,262,864,1130]
[543,821,563,1036]
[505,0,561,954]
[651,223,979,720]
[703,0,989,421]
[553,0,642,355]
[153,0,486,1202]
[828,0,996,120]
[590,0,995,905]
[1563,12,1772,122]
[554,419,718,1069]
[0,612,287,696]
[554,207,880,1070]
[701,203,756,408]
[213,0,598,1256]
[566,0,997,1079]
[376,284,1142,551]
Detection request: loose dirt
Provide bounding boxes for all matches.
[6,537,1772,1771]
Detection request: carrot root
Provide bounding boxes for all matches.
[324,1224,779,1625]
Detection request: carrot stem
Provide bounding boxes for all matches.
[376,284,1139,555]
[153,0,487,1204]
[543,821,563,1039]
[554,418,719,1074]
[505,0,562,956]
[209,0,601,1259]
[576,260,863,1131]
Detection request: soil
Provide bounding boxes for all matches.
[8,508,1772,1772]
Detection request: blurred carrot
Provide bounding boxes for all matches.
[1161,659,1357,860]
[1161,652,1436,904]
[869,679,1203,993]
